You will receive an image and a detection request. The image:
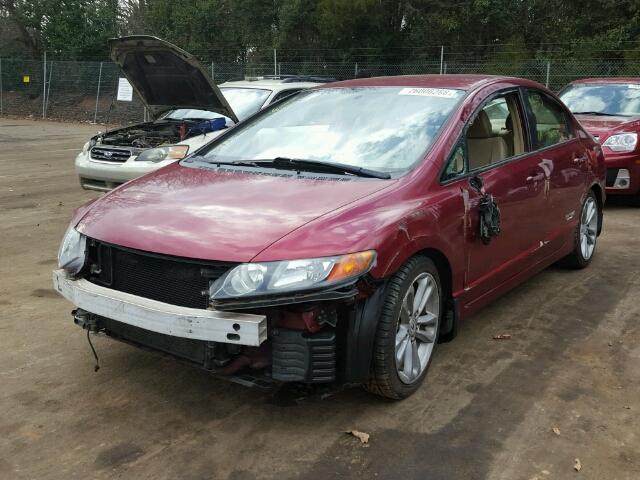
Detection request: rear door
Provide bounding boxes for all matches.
[523,89,585,250]
[441,89,548,309]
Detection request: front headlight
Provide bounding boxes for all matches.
[210,251,376,301]
[602,133,637,152]
[81,139,96,153]
[57,226,87,275]
[135,145,189,162]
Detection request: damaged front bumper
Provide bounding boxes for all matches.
[53,268,390,387]
[52,269,267,346]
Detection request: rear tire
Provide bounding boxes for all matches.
[559,191,599,269]
[364,256,442,400]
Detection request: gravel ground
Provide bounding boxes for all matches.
[1,118,639,480]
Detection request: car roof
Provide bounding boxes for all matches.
[219,79,323,91]
[313,74,543,91]
[569,77,640,86]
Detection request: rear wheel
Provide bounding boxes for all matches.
[559,191,599,269]
[365,256,442,400]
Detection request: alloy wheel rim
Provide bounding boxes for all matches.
[580,197,598,260]
[395,272,440,384]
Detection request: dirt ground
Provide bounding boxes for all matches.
[1,118,639,480]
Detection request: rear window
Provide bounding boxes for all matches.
[201,87,465,173]
[560,83,640,116]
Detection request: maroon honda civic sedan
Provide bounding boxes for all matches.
[54,75,605,399]
[559,77,640,205]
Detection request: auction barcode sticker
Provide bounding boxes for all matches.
[398,87,458,98]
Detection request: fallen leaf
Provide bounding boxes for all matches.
[346,430,370,444]
[492,334,511,340]
[574,458,582,472]
[552,426,561,436]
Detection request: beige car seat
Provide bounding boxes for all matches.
[467,110,508,170]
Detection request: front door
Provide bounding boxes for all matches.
[445,90,548,309]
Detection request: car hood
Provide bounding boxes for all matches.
[574,114,640,138]
[177,129,227,151]
[75,162,396,263]
[109,36,238,123]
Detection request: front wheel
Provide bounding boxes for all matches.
[559,191,599,269]
[365,256,442,400]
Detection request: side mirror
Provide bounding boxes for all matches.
[469,175,484,193]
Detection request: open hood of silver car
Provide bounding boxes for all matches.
[109,35,238,122]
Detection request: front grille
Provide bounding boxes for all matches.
[606,168,619,187]
[86,240,236,309]
[90,146,131,163]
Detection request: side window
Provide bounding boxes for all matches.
[271,89,301,103]
[442,143,466,181]
[526,90,573,149]
[466,92,526,171]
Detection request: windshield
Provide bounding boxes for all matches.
[219,87,272,120]
[560,84,640,116]
[162,109,226,121]
[200,87,464,172]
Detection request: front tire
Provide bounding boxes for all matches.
[559,191,599,269]
[365,256,442,400]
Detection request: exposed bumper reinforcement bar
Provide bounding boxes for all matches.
[52,269,267,346]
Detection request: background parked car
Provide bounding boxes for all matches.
[55,75,605,399]
[559,78,640,205]
[74,35,329,191]
[218,75,334,121]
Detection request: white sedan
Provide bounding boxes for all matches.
[75,36,325,191]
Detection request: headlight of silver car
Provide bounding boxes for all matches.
[209,251,376,301]
[57,226,87,275]
[81,139,96,153]
[135,145,189,162]
[602,133,637,152]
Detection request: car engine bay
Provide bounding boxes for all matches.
[96,120,185,148]
[95,117,227,148]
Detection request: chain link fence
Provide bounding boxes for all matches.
[1,56,639,125]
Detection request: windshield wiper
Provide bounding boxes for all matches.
[572,111,620,116]
[255,157,392,179]
[188,156,260,168]
[189,155,391,179]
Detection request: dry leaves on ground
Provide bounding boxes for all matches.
[492,334,512,340]
[346,430,370,444]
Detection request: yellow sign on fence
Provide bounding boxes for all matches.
[22,75,30,84]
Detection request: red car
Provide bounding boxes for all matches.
[559,78,640,205]
[54,75,605,399]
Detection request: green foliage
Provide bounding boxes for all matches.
[1,0,640,67]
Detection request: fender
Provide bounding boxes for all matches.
[343,279,388,384]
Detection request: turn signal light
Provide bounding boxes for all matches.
[326,250,376,282]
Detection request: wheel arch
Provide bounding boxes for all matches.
[381,245,458,341]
